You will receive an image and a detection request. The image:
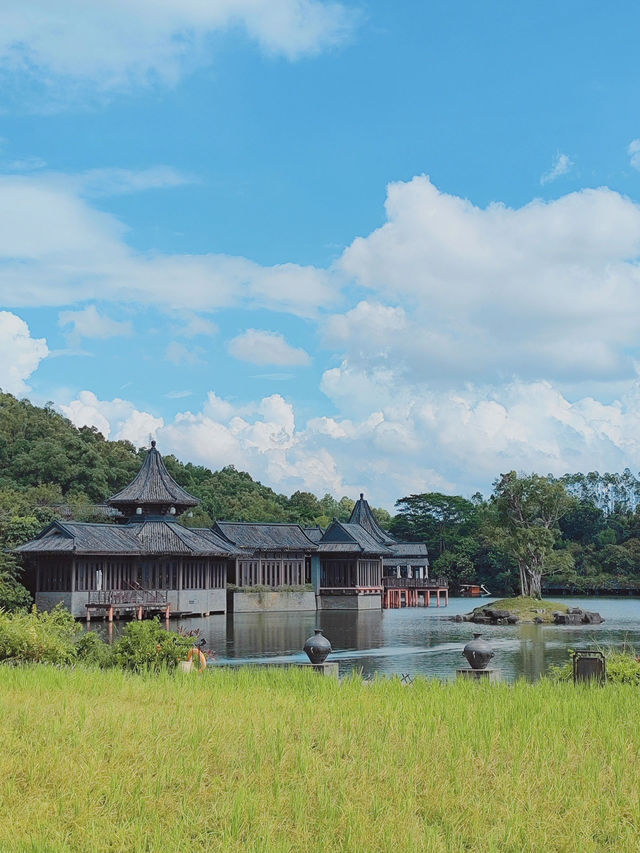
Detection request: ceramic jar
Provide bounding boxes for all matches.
[303,628,332,664]
[462,633,494,670]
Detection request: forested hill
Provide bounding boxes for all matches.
[0,391,389,529]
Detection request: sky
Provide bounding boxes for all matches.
[3,1,640,508]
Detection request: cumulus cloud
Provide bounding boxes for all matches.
[317,361,640,498]
[60,390,163,446]
[336,175,640,386]
[0,311,48,395]
[0,172,339,318]
[540,152,573,184]
[0,0,355,95]
[55,371,640,507]
[58,305,132,340]
[629,139,640,171]
[228,329,311,366]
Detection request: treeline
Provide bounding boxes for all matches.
[391,472,640,596]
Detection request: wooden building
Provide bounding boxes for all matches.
[212,521,316,587]
[17,442,238,618]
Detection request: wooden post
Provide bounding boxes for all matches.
[165,603,170,624]
[108,605,114,622]
[137,605,143,620]
[86,607,91,624]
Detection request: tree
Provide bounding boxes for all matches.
[492,472,575,599]
[391,493,478,555]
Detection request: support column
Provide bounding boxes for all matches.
[311,555,321,594]
[137,605,143,620]
[108,605,114,622]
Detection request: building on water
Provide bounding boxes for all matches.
[17,443,439,616]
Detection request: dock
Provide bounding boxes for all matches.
[86,589,171,622]
[382,577,449,608]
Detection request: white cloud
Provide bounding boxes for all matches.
[0,172,339,318]
[60,390,163,446]
[174,314,218,339]
[164,341,203,366]
[228,329,311,366]
[629,139,640,171]
[0,0,355,94]
[0,311,48,395]
[58,305,132,340]
[55,371,640,508]
[540,152,573,184]
[336,175,640,386]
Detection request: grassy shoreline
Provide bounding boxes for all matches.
[1,665,639,852]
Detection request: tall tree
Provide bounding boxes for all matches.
[492,472,574,599]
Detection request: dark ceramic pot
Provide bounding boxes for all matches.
[304,629,332,664]
[462,633,494,670]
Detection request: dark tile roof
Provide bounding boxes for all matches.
[16,520,237,557]
[382,543,429,568]
[348,494,396,545]
[303,526,325,544]
[212,521,318,552]
[108,442,199,512]
[318,520,392,555]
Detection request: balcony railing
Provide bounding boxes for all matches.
[88,589,168,607]
[382,577,448,589]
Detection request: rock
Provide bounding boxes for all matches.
[568,607,583,615]
[507,616,519,624]
[485,609,511,620]
[453,614,465,622]
[583,611,604,625]
[534,617,544,624]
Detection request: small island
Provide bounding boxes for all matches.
[454,596,603,625]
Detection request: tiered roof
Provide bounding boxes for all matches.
[108,441,199,517]
[16,519,238,557]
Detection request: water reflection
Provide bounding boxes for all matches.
[93,596,640,682]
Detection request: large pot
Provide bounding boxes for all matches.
[304,628,332,664]
[462,633,494,670]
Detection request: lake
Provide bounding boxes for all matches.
[173,596,640,682]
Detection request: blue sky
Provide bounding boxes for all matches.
[3,1,640,507]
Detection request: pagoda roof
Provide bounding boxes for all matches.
[15,519,238,557]
[348,494,396,545]
[108,442,199,513]
[317,519,392,555]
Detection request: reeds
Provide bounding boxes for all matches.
[0,666,637,852]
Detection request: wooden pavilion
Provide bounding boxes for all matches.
[17,442,238,618]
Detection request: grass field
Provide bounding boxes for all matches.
[0,665,638,852]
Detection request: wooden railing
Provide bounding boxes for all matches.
[382,577,448,589]
[88,589,168,606]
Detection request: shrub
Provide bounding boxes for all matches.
[0,604,79,665]
[111,619,195,671]
[548,647,640,685]
[75,630,113,668]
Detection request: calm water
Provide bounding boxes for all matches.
[172,596,640,682]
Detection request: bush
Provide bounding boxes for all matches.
[549,648,640,685]
[111,619,195,671]
[0,604,80,665]
[75,630,113,668]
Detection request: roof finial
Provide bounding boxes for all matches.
[151,440,156,449]
[360,492,364,500]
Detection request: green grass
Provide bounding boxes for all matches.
[0,666,639,852]
[472,596,569,623]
